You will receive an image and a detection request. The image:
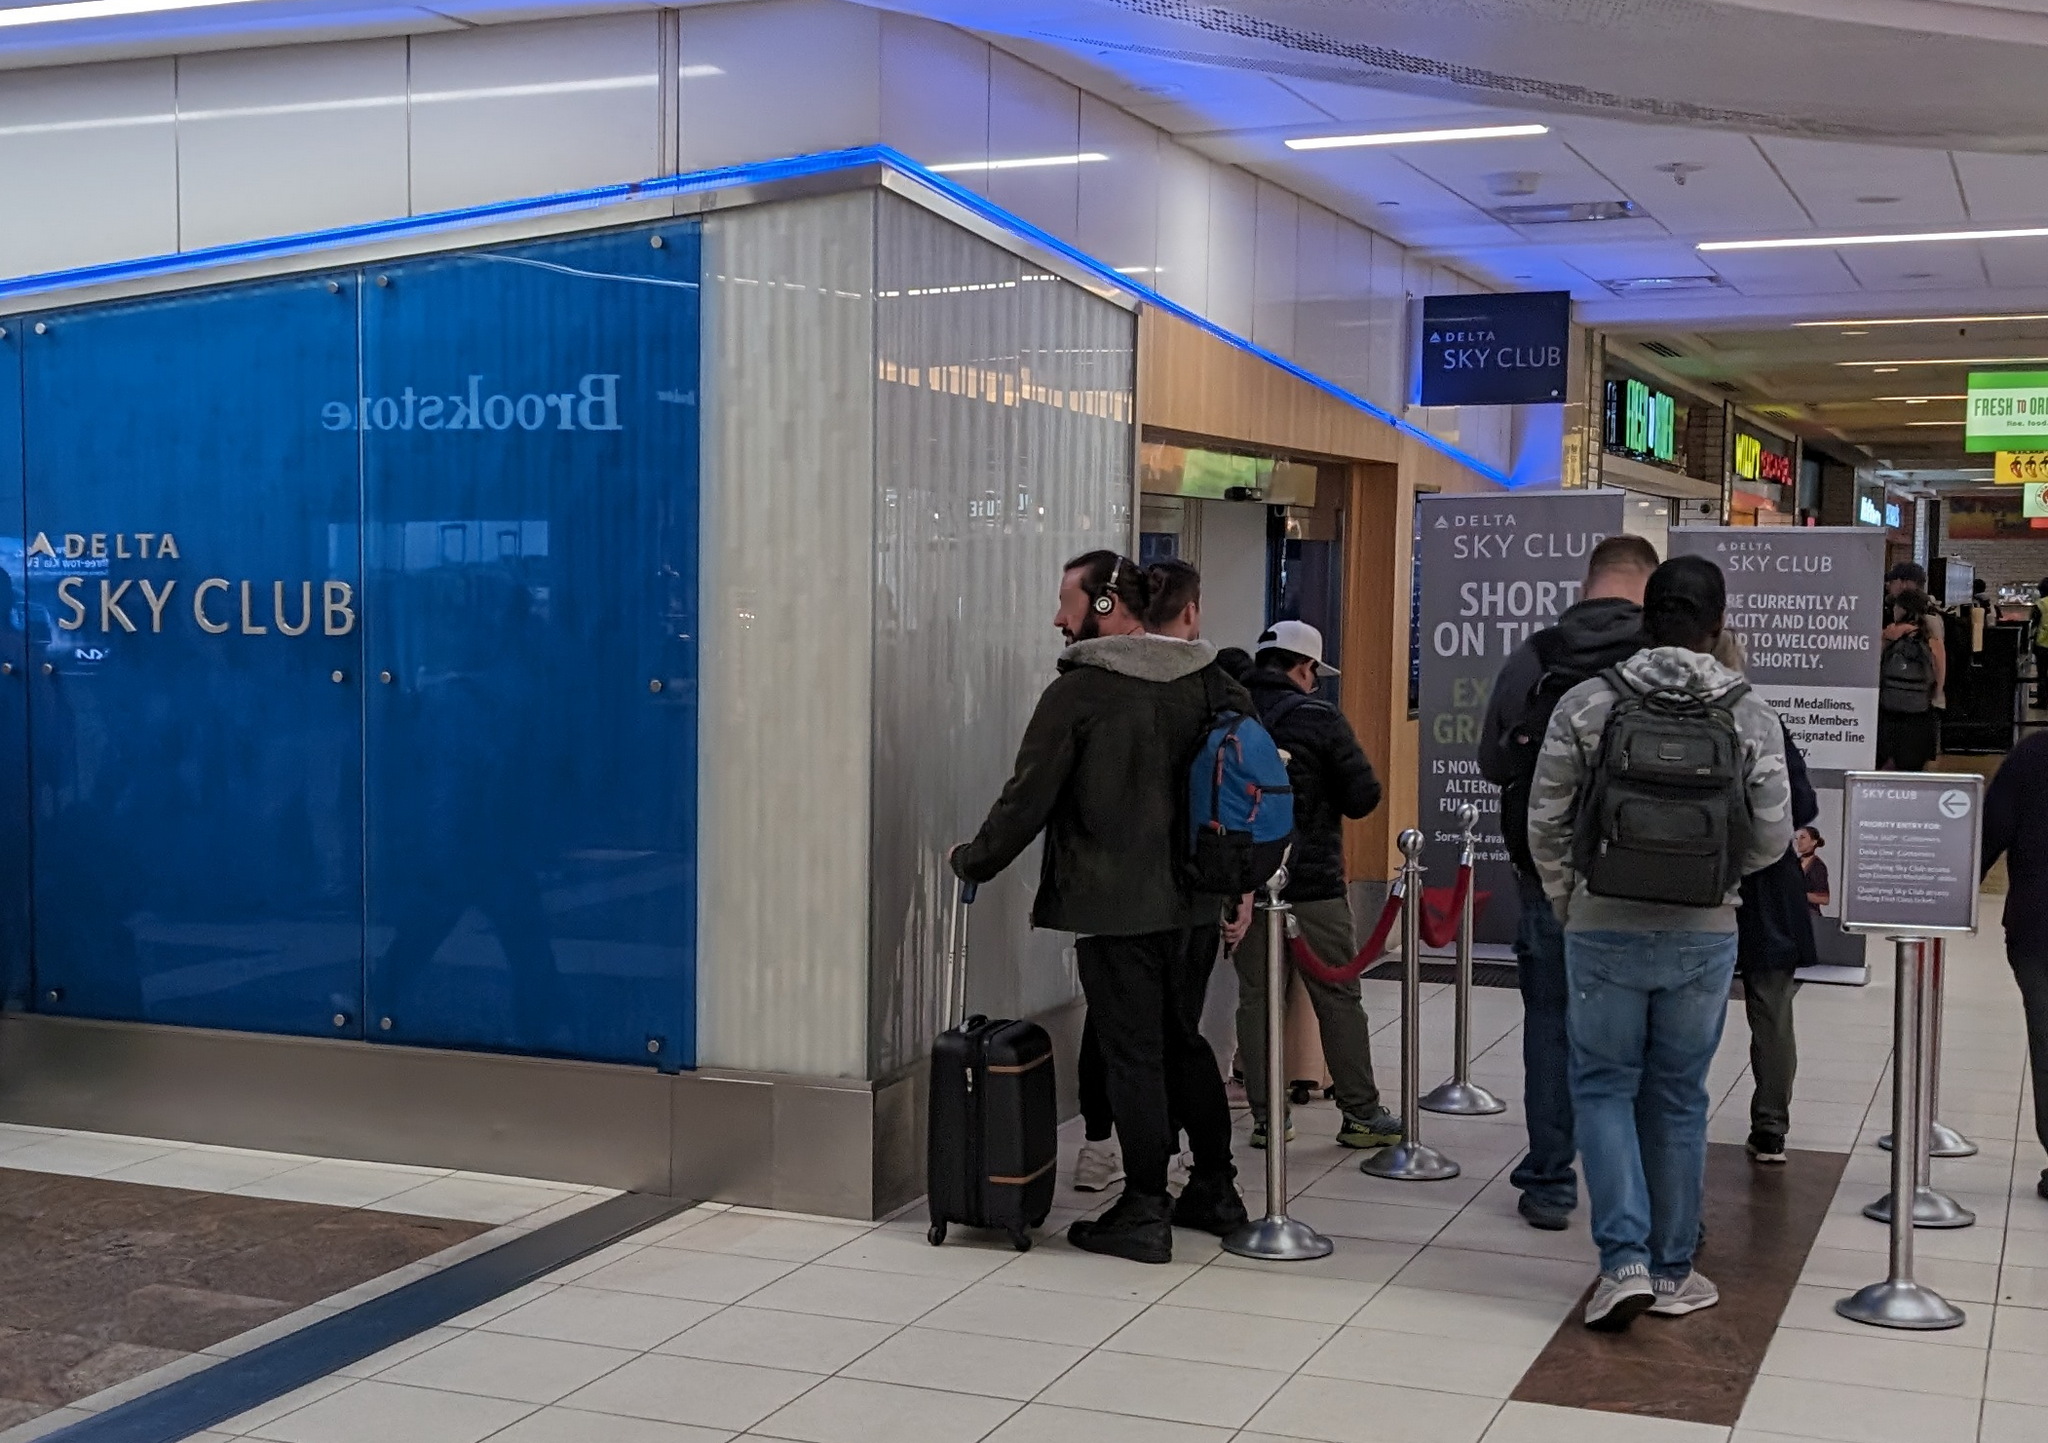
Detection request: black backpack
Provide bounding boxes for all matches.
[1572,668,1752,908]
[1880,633,1934,714]
[1498,627,1644,876]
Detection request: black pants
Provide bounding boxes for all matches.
[1078,926,1218,1145]
[2013,951,2048,1166]
[1075,927,1233,1198]
[2034,646,2048,709]
[1876,708,1939,771]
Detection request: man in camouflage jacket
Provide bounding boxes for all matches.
[1524,557,1791,1333]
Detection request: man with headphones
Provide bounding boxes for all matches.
[953,550,1248,1263]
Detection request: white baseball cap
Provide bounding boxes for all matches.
[1256,619,1339,676]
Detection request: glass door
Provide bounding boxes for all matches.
[359,227,700,1069]
[18,278,367,1036]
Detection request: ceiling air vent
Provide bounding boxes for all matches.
[1489,200,1644,226]
[1640,340,1686,358]
[1713,381,1743,395]
[1603,275,1728,296]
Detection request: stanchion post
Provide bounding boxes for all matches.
[1423,804,1505,1116]
[1880,937,1978,1158]
[1223,866,1333,1262]
[1864,944,1976,1228]
[1362,831,1460,1182]
[1838,939,1964,1329]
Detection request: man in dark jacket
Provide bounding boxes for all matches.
[1984,730,2048,1201]
[1232,620,1401,1151]
[952,551,1246,1263]
[1477,532,1658,1231]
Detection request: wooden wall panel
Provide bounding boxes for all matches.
[1139,307,1503,880]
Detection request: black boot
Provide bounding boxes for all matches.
[1172,1171,1250,1237]
[1069,1190,1173,1264]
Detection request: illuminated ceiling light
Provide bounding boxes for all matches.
[0,0,267,24]
[1905,420,1966,427]
[1873,394,1966,402]
[1795,313,2048,327]
[1701,225,2048,252]
[1841,329,1868,336]
[1840,356,2048,367]
[1872,367,1900,373]
[1285,123,1549,151]
[678,65,724,79]
[928,152,1109,174]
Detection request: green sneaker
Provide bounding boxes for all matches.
[1337,1109,1405,1149]
[1248,1118,1296,1149]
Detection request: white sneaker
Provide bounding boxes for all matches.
[1650,1269,1720,1316]
[1074,1141,1124,1193]
[1583,1268,1655,1332]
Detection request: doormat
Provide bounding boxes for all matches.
[1361,960,1520,988]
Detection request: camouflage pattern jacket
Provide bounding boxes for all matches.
[1526,645,1793,935]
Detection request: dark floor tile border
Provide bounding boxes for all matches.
[1509,1142,1850,1427]
[42,1190,689,1443]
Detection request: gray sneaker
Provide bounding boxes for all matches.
[1650,1269,1720,1317]
[1583,1267,1655,1332]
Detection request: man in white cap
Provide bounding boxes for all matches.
[1232,620,1402,1151]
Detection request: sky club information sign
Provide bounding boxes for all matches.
[1416,489,1624,947]
[1966,371,2048,452]
[1840,772,1983,937]
[1417,291,1570,407]
[1670,527,1885,979]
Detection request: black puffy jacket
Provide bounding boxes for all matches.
[1245,666,1382,903]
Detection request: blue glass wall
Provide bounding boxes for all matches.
[1,224,700,1070]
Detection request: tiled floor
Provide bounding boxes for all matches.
[0,1129,616,1442]
[7,903,2043,1443]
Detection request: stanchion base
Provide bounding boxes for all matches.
[1419,1080,1507,1116]
[1862,1188,1977,1229]
[1222,1215,1334,1262]
[1360,1141,1461,1181]
[1835,1280,1965,1330]
[1876,1125,1979,1159]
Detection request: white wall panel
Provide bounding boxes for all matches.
[697,191,876,1078]
[679,0,880,173]
[0,59,177,280]
[409,14,661,215]
[986,49,1081,242]
[1154,141,1211,315]
[1252,180,1298,359]
[175,41,408,252]
[1207,165,1257,340]
[879,11,987,190]
[1290,202,1344,391]
[1077,94,1158,279]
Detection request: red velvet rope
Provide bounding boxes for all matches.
[1281,864,1491,984]
[1287,886,1405,985]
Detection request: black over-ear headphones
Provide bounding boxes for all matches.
[1092,556,1125,615]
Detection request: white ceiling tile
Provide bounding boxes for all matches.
[1951,151,2048,224]
[1836,241,1988,293]
[1559,239,1725,283]
[1751,137,1967,230]
[1389,134,1637,218]
[1979,245,2048,288]
[1559,120,1810,237]
[1262,79,1506,128]
[1702,247,1866,296]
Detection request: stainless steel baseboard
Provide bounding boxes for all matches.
[0,1000,1089,1221]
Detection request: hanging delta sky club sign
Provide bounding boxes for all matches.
[1415,489,1624,946]
[1966,371,2048,452]
[1418,291,1570,407]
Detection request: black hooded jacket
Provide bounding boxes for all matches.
[1478,596,1648,877]
[1244,666,1382,903]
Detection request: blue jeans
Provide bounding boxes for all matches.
[1566,929,1738,1279]
[1510,872,1576,1210]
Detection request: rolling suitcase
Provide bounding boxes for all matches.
[926,881,1057,1252]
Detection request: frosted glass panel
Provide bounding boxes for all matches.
[870,194,1134,1078]
[697,192,876,1078]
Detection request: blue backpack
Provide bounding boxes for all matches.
[1187,702,1295,896]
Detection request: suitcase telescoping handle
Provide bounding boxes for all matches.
[946,878,977,1028]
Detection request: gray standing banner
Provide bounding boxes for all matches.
[1417,489,1624,946]
[1669,527,1887,976]
[1840,772,1983,936]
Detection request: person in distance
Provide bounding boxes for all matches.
[951,552,1247,1264]
[1478,532,1658,1232]
[1527,555,1791,1333]
[1984,729,2048,1203]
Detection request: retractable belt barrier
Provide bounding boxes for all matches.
[1282,865,1485,985]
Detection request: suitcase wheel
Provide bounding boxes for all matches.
[927,1221,947,1248]
[1008,1228,1032,1253]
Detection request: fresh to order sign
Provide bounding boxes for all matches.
[1966,371,2048,452]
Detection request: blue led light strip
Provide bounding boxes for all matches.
[0,143,1512,486]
